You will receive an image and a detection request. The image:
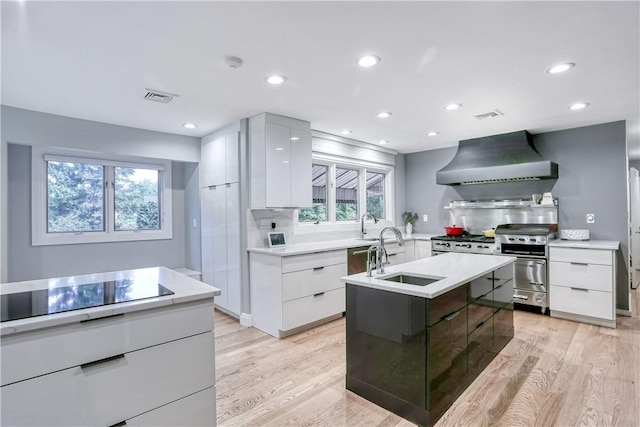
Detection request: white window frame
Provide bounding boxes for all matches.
[32,146,172,246]
[295,153,394,233]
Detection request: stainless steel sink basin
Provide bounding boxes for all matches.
[379,273,444,286]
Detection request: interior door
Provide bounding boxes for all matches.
[629,167,640,288]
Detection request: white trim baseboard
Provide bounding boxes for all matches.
[240,312,252,327]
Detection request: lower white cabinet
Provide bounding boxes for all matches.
[1,297,217,426]
[250,249,347,338]
[549,245,617,328]
[414,240,432,259]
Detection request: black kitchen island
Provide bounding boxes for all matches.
[342,253,515,427]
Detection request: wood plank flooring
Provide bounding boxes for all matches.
[215,288,640,426]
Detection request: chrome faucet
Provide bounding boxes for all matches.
[360,212,378,238]
[377,226,405,274]
[366,243,386,277]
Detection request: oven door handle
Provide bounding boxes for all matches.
[529,282,545,286]
[513,294,529,300]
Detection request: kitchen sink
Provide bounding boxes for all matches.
[379,273,444,286]
[359,236,380,241]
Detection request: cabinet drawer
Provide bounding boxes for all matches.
[1,300,214,386]
[468,316,493,375]
[282,288,345,331]
[282,249,347,273]
[1,332,215,427]
[468,291,494,331]
[550,247,612,265]
[283,263,346,301]
[549,261,612,292]
[127,386,216,426]
[550,286,613,320]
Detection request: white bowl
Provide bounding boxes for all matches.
[560,229,590,241]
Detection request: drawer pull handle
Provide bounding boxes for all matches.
[207,185,217,190]
[313,266,325,271]
[443,311,461,321]
[109,422,127,427]
[570,287,589,292]
[81,354,125,370]
[80,313,124,324]
[487,277,499,281]
[313,292,325,297]
[495,284,503,290]
[476,320,486,329]
[514,295,529,300]
[570,262,589,266]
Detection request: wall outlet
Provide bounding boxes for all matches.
[423,214,429,222]
[586,213,595,224]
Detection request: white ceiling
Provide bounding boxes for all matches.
[2,1,639,155]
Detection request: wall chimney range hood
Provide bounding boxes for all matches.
[436,130,558,185]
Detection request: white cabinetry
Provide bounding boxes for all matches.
[250,249,347,338]
[385,240,414,265]
[201,131,239,186]
[201,127,241,316]
[414,240,432,259]
[249,113,312,209]
[1,297,216,426]
[201,183,240,315]
[549,245,617,328]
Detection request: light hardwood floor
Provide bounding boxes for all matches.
[215,287,640,426]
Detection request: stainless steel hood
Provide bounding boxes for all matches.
[436,130,558,185]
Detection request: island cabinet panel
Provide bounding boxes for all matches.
[345,261,515,427]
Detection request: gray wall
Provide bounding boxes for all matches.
[405,121,630,311]
[7,144,191,281]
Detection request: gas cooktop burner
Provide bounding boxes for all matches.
[431,234,495,243]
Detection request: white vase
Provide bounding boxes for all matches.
[406,223,413,235]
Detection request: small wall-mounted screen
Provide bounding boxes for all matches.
[268,232,286,247]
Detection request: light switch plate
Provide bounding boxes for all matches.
[259,219,273,229]
[423,214,429,222]
[586,213,595,224]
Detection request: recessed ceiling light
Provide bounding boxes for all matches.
[340,129,353,135]
[378,140,389,145]
[546,62,575,74]
[444,103,462,111]
[568,102,589,110]
[182,123,197,129]
[426,131,439,137]
[266,75,286,85]
[377,112,392,118]
[357,55,381,68]
[276,147,284,151]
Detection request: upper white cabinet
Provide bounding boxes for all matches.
[249,113,312,209]
[201,131,239,186]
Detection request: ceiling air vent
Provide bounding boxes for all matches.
[474,109,504,120]
[143,89,179,104]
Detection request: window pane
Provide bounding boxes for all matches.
[335,167,359,221]
[299,164,328,223]
[366,171,385,219]
[115,167,160,231]
[47,161,105,233]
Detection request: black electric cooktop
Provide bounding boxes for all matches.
[1,279,174,323]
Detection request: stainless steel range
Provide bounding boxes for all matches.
[431,235,497,255]
[495,223,556,313]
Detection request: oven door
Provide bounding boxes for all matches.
[513,258,547,293]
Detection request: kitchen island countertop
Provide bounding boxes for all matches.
[1,266,220,336]
[342,252,516,299]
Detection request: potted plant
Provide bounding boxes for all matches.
[401,211,418,235]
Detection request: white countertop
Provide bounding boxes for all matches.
[549,239,620,250]
[341,252,516,299]
[1,267,220,336]
[247,233,440,256]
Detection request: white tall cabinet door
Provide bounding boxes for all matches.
[266,123,292,207]
[212,185,228,309]
[630,167,640,288]
[290,127,312,208]
[200,188,215,294]
[201,136,226,187]
[225,132,239,184]
[225,183,241,315]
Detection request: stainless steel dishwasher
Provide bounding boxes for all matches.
[348,246,372,275]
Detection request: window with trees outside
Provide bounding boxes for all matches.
[32,148,172,245]
[298,160,390,224]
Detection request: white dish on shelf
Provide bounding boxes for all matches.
[560,229,590,240]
